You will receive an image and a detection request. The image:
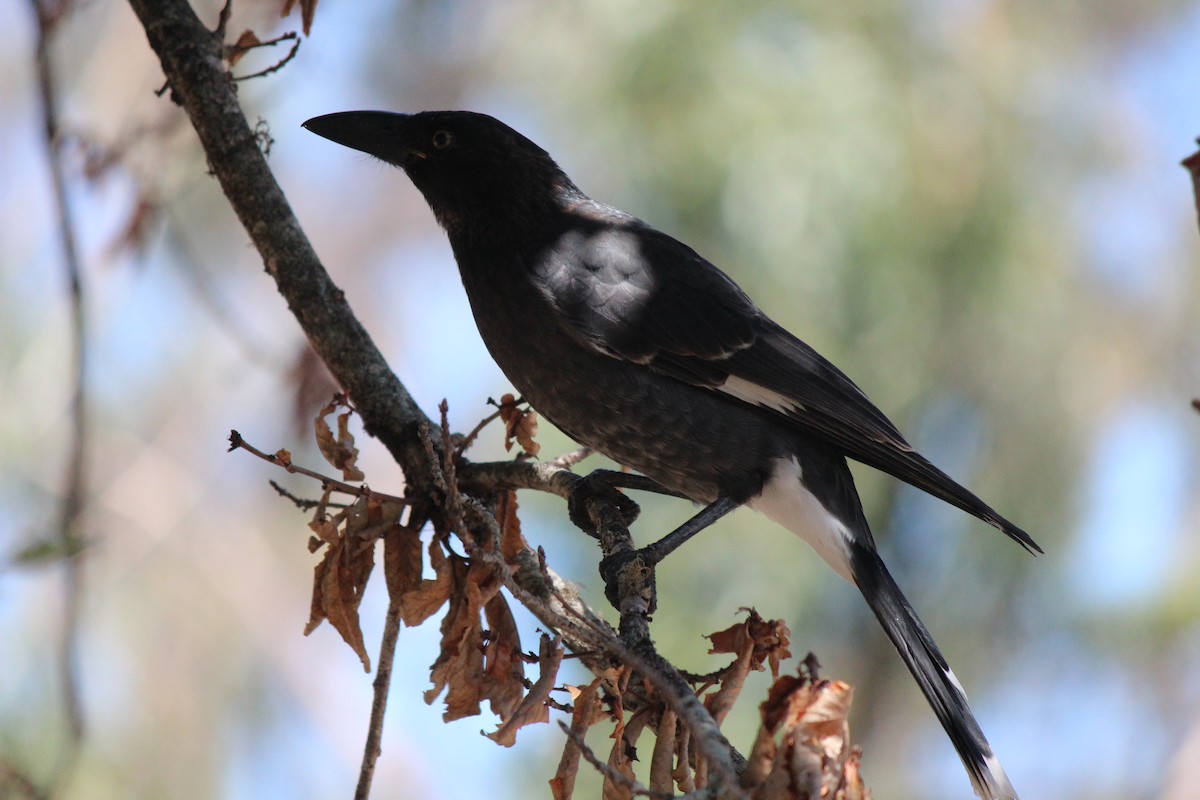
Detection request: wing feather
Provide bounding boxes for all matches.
[529,212,1039,552]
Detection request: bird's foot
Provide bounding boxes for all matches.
[566,470,642,536]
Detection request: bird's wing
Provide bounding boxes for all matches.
[530,219,911,451]
[530,219,1040,553]
[530,220,759,372]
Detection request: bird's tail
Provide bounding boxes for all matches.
[849,542,1018,800]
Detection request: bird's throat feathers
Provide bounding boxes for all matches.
[422,171,586,246]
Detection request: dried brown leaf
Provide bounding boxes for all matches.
[746,667,867,800]
[482,590,525,719]
[302,531,375,672]
[307,514,338,546]
[704,620,756,726]
[837,748,869,800]
[486,634,562,747]
[497,393,541,456]
[603,709,651,800]
[495,490,529,562]
[398,537,452,626]
[281,0,318,36]
[314,395,364,481]
[707,608,792,678]
[793,680,853,762]
[424,559,504,721]
[672,725,695,793]
[304,542,333,636]
[335,408,365,480]
[703,610,793,728]
[301,495,390,672]
[383,523,423,603]
[228,29,261,66]
[550,677,606,800]
[649,708,677,794]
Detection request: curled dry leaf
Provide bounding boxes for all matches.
[707,608,793,679]
[550,678,607,800]
[424,559,512,722]
[743,667,868,800]
[303,531,374,672]
[671,723,695,794]
[281,0,318,36]
[497,392,541,457]
[486,634,562,747]
[395,537,453,627]
[839,748,868,800]
[704,609,794,727]
[604,708,651,800]
[495,490,529,562]
[314,395,365,481]
[302,494,398,672]
[383,523,423,608]
[228,29,262,66]
[482,590,526,720]
[307,514,338,547]
[648,708,677,794]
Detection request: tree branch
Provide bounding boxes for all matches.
[128,3,748,796]
[127,0,438,494]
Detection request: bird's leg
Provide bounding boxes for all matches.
[567,471,640,536]
[639,496,741,565]
[566,469,689,535]
[597,496,741,613]
[568,470,740,613]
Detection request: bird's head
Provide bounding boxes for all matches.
[303,110,577,240]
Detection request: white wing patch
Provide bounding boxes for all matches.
[747,455,855,582]
[719,375,804,415]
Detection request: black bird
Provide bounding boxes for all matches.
[304,109,1038,800]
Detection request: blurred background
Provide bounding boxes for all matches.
[3,1,1199,798]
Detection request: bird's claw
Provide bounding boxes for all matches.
[566,471,641,536]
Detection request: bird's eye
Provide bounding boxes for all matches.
[431,130,454,149]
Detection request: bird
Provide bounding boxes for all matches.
[303,109,1039,800]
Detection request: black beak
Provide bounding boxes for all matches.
[302,111,413,165]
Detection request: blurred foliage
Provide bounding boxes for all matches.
[2,1,1198,799]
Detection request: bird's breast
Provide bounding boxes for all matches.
[454,251,791,504]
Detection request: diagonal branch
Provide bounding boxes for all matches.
[127,0,438,494]
[128,3,749,797]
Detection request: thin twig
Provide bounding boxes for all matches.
[233,33,301,82]
[30,0,87,789]
[268,479,348,511]
[354,595,399,800]
[547,446,594,469]
[454,405,504,456]
[557,721,672,799]
[213,0,231,38]
[227,430,407,505]
[355,512,426,800]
